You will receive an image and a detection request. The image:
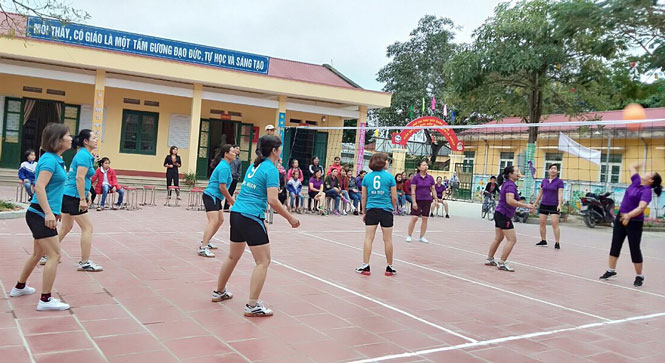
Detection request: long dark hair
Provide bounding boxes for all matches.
[497,165,515,187]
[74,129,93,148]
[211,144,233,169]
[254,135,281,168]
[653,172,662,197]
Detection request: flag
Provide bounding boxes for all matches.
[422,98,425,113]
[451,110,455,124]
[443,104,448,117]
[558,132,601,165]
[410,105,413,119]
[431,96,436,110]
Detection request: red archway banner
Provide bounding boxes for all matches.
[391,116,464,151]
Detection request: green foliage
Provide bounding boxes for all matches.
[184,172,197,187]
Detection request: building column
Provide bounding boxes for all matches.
[187,83,203,175]
[92,69,106,156]
[276,95,286,160]
[353,106,368,172]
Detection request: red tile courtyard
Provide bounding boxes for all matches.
[1,187,664,362]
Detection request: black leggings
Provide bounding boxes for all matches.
[166,170,180,196]
[609,215,644,263]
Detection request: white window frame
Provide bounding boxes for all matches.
[543,152,564,179]
[498,152,514,175]
[599,154,622,184]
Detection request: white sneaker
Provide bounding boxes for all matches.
[37,297,70,311]
[205,242,218,250]
[211,289,233,302]
[10,285,36,297]
[198,247,215,258]
[405,236,412,243]
[342,210,348,216]
[497,262,515,272]
[419,237,430,244]
[78,260,103,272]
[39,256,47,265]
[484,258,497,266]
[244,301,273,317]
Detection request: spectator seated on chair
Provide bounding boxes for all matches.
[308,169,326,213]
[395,173,406,215]
[339,168,354,215]
[286,169,304,213]
[347,169,361,215]
[18,149,37,198]
[324,168,342,215]
[432,176,450,218]
[91,157,124,211]
[277,158,288,206]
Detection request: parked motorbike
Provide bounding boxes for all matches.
[579,192,615,228]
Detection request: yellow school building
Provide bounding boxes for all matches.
[0,14,390,181]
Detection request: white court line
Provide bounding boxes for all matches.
[0,280,36,363]
[301,232,610,322]
[210,237,477,343]
[348,311,665,363]
[419,234,665,299]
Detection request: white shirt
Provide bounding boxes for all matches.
[101,168,110,187]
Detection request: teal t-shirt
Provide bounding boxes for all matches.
[29,152,67,216]
[64,148,95,198]
[204,159,232,201]
[231,159,279,219]
[362,170,396,212]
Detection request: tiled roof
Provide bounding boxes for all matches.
[268,58,359,89]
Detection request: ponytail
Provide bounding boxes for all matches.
[211,144,233,169]
[653,172,662,197]
[74,129,93,148]
[496,165,515,187]
[254,135,282,168]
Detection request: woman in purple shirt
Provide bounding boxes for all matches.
[600,163,661,287]
[485,165,535,272]
[535,165,564,249]
[433,176,450,218]
[308,169,325,213]
[406,160,438,243]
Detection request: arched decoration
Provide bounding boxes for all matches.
[391,116,464,151]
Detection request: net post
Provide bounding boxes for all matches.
[353,106,368,172]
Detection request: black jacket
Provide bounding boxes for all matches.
[164,155,182,174]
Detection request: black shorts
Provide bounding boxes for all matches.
[538,204,560,215]
[365,208,394,228]
[494,211,515,230]
[25,204,59,239]
[202,193,223,212]
[411,200,433,217]
[61,195,87,215]
[229,212,269,246]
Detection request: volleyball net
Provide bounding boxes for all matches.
[282,118,665,219]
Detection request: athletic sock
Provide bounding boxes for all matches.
[248,299,257,307]
[15,282,26,289]
[40,293,51,302]
[637,274,644,278]
[608,268,615,273]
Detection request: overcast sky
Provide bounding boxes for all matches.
[73,0,504,91]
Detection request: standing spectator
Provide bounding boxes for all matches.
[164,146,181,199]
[307,156,324,182]
[403,172,414,207]
[308,169,325,213]
[224,144,242,211]
[450,172,460,200]
[395,173,406,215]
[324,168,342,216]
[18,149,37,198]
[406,161,438,243]
[287,169,304,213]
[327,156,342,176]
[348,169,361,215]
[534,165,564,249]
[287,159,304,183]
[91,157,124,211]
[277,158,287,206]
[356,170,367,214]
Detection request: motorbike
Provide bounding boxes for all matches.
[579,192,615,228]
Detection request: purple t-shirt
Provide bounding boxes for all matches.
[309,177,323,191]
[411,173,435,201]
[434,184,446,199]
[619,174,652,221]
[496,179,518,218]
[540,177,564,206]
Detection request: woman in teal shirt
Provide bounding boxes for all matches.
[199,144,236,258]
[11,124,72,311]
[58,129,102,272]
[212,135,300,317]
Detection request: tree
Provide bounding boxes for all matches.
[447,0,618,144]
[374,15,459,164]
[0,0,89,38]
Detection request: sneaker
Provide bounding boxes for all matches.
[497,262,515,272]
[342,210,347,216]
[355,264,371,276]
[405,235,412,243]
[10,285,36,297]
[39,256,47,265]
[446,214,450,218]
[599,270,617,280]
[333,211,340,216]
[37,297,70,311]
[536,240,548,246]
[198,247,215,258]
[385,265,397,276]
[244,301,273,317]
[203,241,218,250]
[484,258,497,266]
[78,260,103,272]
[554,242,560,250]
[353,211,359,216]
[211,289,233,302]
[634,276,644,287]
[419,237,430,244]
